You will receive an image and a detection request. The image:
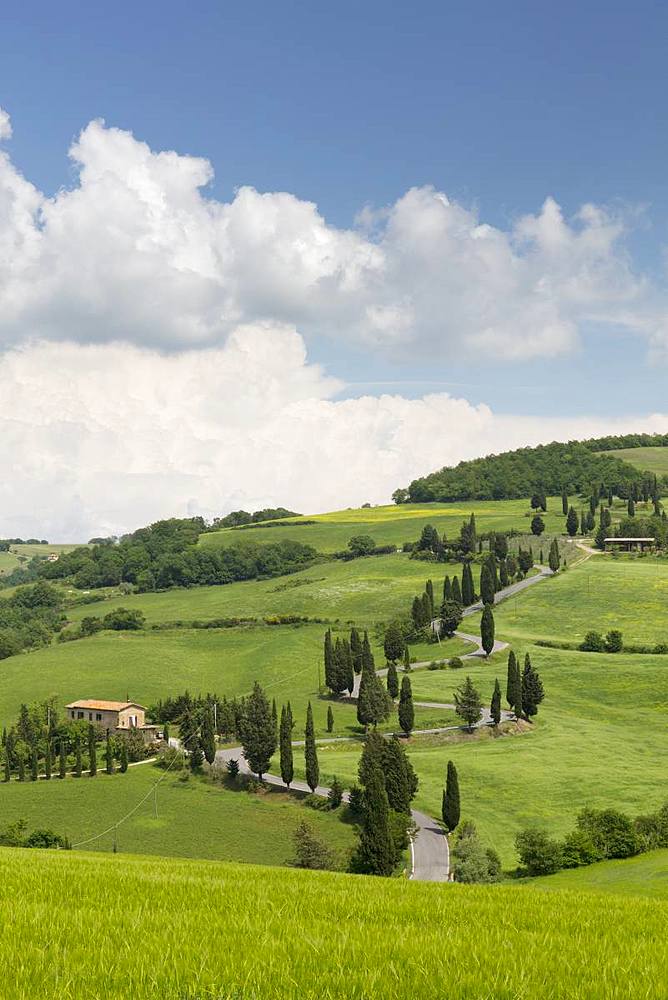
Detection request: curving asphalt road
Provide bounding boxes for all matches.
[209,565,556,884]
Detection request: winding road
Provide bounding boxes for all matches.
[215,564,556,883]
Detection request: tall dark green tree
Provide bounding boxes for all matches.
[490,678,502,726]
[386,661,399,700]
[562,491,569,515]
[74,737,82,778]
[326,705,334,733]
[451,576,462,605]
[201,709,216,765]
[350,627,363,673]
[279,704,294,787]
[443,575,452,601]
[357,657,393,729]
[88,724,97,777]
[548,538,561,572]
[342,640,355,695]
[58,739,66,779]
[44,739,52,780]
[351,762,395,877]
[494,533,509,560]
[628,497,636,517]
[499,558,509,588]
[521,654,545,719]
[439,599,463,638]
[30,746,39,781]
[189,737,204,772]
[105,729,115,775]
[381,737,418,815]
[362,630,375,672]
[324,629,335,690]
[480,563,495,607]
[566,506,579,536]
[403,646,411,673]
[304,701,319,792]
[442,760,460,832]
[425,579,435,618]
[398,675,414,736]
[461,562,475,606]
[241,681,277,781]
[119,738,128,773]
[3,746,10,782]
[480,604,495,657]
[454,676,482,731]
[17,752,26,782]
[506,650,518,707]
[383,622,404,664]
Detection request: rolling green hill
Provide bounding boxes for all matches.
[603,445,668,477]
[1,847,666,1000]
[537,849,668,899]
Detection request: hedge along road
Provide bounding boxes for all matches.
[215,564,557,883]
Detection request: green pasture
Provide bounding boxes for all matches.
[0,550,21,577]
[0,761,355,867]
[603,445,668,477]
[0,623,464,737]
[491,554,668,646]
[1,847,667,1000]
[537,849,668,900]
[292,643,667,864]
[200,497,573,553]
[65,552,480,629]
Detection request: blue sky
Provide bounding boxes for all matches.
[1,1,668,535]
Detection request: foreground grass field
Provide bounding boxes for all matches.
[604,445,668,476]
[1,847,666,1000]
[295,642,667,863]
[0,762,355,866]
[537,849,668,899]
[491,554,668,646]
[200,497,573,553]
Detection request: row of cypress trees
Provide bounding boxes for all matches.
[505,650,545,719]
[3,725,130,782]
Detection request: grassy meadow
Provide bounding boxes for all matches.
[199,497,574,553]
[537,849,668,900]
[0,761,355,867]
[491,554,668,646]
[604,445,668,476]
[1,847,667,1000]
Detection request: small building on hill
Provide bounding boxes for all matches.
[604,537,655,552]
[65,699,160,743]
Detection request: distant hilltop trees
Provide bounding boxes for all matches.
[212,508,301,528]
[393,436,668,504]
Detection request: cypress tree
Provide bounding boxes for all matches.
[362,631,375,672]
[420,592,432,625]
[241,681,277,781]
[44,739,52,780]
[58,739,66,779]
[425,579,434,618]
[119,738,128,773]
[352,762,395,876]
[442,760,460,832]
[451,576,462,606]
[461,562,474,605]
[628,497,636,517]
[357,657,393,729]
[88,724,97,777]
[499,558,509,588]
[561,490,569,515]
[383,622,404,664]
[480,563,495,607]
[330,638,348,695]
[513,663,524,719]
[271,699,278,738]
[386,661,399,700]
[350,627,363,673]
[327,705,334,733]
[480,604,495,657]
[382,737,417,814]
[494,533,509,560]
[201,709,216,765]
[521,654,545,719]
[398,675,414,736]
[506,650,518,707]
[324,629,335,690]
[566,506,579,536]
[18,753,25,782]
[3,746,10,782]
[549,538,561,572]
[74,737,82,777]
[30,745,39,781]
[454,676,483,731]
[403,646,411,672]
[304,701,319,792]
[490,678,502,726]
[105,730,115,775]
[189,737,204,772]
[279,704,294,787]
[443,575,452,602]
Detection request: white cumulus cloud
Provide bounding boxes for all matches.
[1,329,667,541]
[1,111,665,359]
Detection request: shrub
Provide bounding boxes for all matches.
[561,829,602,868]
[576,808,639,859]
[291,821,334,870]
[452,820,501,883]
[515,827,563,876]
[449,656,464,669]
[156,746,185,770]
[327,776,344,809]
[102,608,146,631]
[634,802,668,851]
[604,630,623,653]
[427,661,439,670]
[579,631,606,652]
[653,642,668,654]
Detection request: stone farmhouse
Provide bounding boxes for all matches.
[65,699,160,744]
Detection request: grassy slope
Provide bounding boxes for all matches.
[537,849,668,899]
[0,623,465,737]
[604,445,668,476]
[491,554,668,646]
[1,848,667,1000]
[199,497,573,553]
[0,762,355,867]
[289,634,667,864]
[65,552,481,627]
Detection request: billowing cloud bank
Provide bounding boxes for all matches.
[1,109,668,539]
